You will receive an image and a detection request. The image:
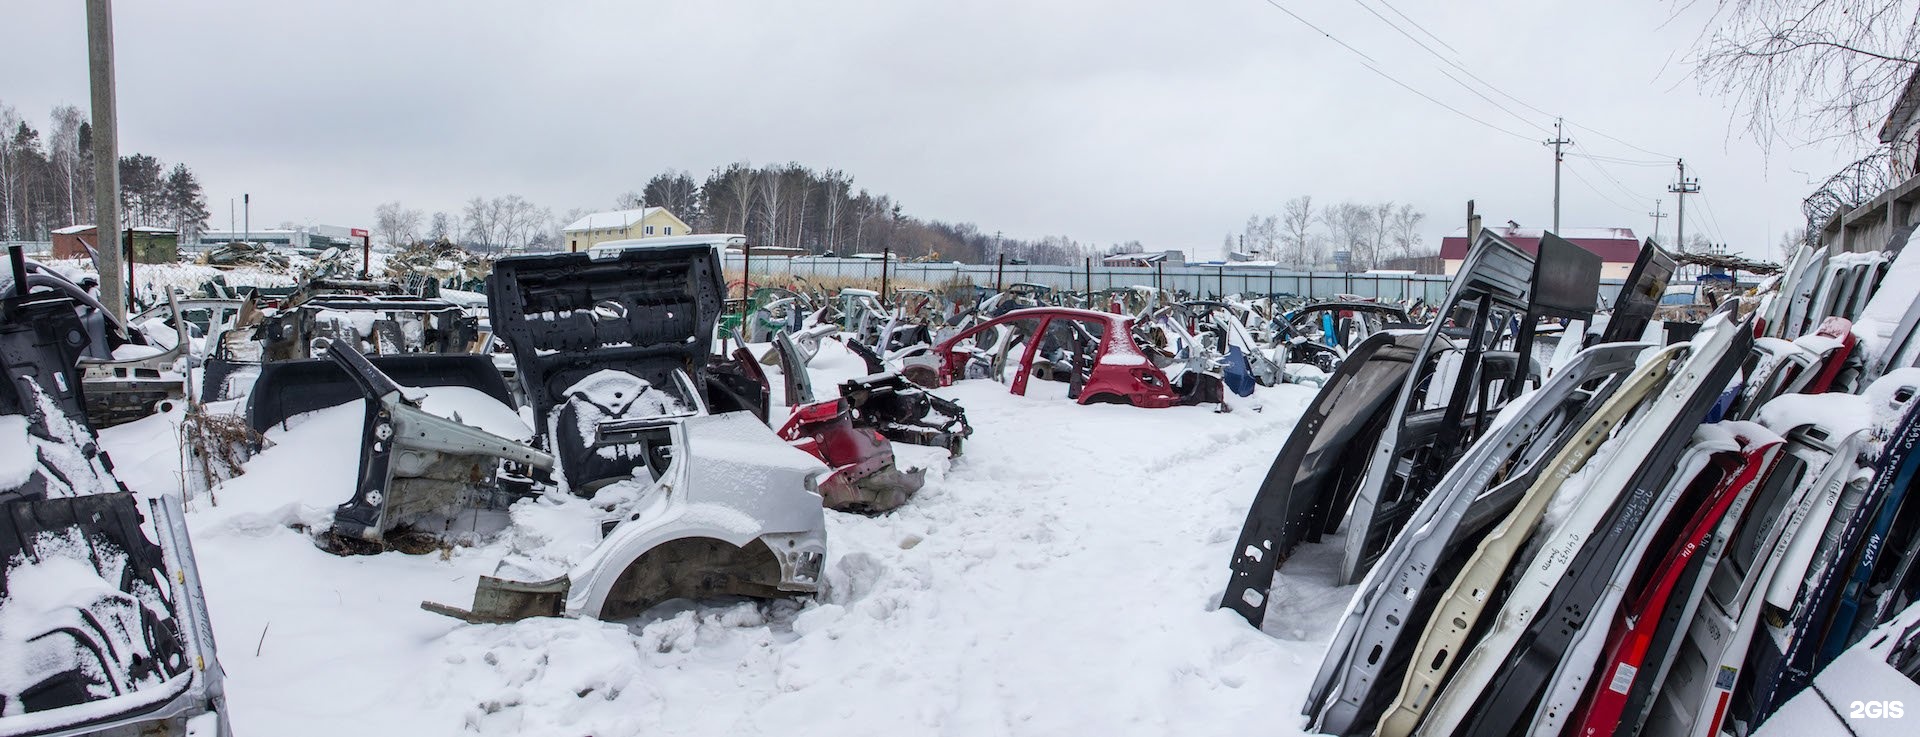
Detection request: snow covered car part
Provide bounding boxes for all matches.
[1586,424,1787,737]
[1740,374,1920,725]
[244,351,516,434]
[1274,301,1414,373]
[838,372,972,456]
[424,411,828,623]
[427,242,829,623]
[484,242,728,492]
[772,354,967,511]
[1757,244,1813,339]
[1752,598,1920,737]
[258,288,480,362]
[0,260,194,428]
[200,282,487,413]
[1303,340,1649,735]
[932,307,1182,408]
[1340,230,1601,585]
[1413,330,1728,737]
[319,342,553,549]
[1530,426,1757,735]
[1372,341,1677,737]
[1454,314,1751,737]
[1181,301,1283,388]
[0,247,231,737]
[771,330,817,406]
[76,290,193,429]
[1643,412,1870,737]
[778,397,924,512]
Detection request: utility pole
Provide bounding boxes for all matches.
[1545,118,1571,232]
[243,193,250,245]
[1647,199,1668,246]
[1667,160,1700,252]
[86,0,123,317]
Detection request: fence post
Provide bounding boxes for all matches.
[995,253,1005,292]
[880,247,890,300]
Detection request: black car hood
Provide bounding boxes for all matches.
[487,243,725,432]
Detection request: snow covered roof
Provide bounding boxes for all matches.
[1882,69,1920,143]
[1438,225,1641,263]
[51,224,92,235]
[563,207,663,232]
[1442,226,1634,241]
[586,233,745,252]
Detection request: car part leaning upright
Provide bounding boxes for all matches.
[1341,230,1601,584]
[1217,330,1419,627]
[1304,340,1649,735]
[1452,313,1753,737]
[1218,229,1579,627]
[425,241,827,623]
[0,246,231,736]
[320,341,554,549]
[1598,239,1677,344]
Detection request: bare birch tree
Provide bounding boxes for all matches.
[1696,0,1920,145]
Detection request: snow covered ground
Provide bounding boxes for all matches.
[99,341,1349,736]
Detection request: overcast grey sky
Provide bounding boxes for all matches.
[6,1,1865,259]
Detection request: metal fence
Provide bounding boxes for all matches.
[723,255,1461,303]
[1,241,53,257]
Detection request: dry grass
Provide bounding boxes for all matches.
[179,406,270,503]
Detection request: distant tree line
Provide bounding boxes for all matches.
[1226,196,1431,271]
[0,100,210,241]
[615,162,1094,264]
[380,161,1102,264]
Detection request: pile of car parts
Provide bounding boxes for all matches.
[1221,224,1920,736]
[424,241,828,622]
[1222,229,1617,628]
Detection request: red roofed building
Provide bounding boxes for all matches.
[1437,225,1641,278]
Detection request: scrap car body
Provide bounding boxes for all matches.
[0,248,231,736]
[426,240,828,622]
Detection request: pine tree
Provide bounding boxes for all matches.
[163,164,209,239]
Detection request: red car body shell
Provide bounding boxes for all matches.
[932,307,1178,408]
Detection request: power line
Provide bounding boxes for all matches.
[1261,0,1379,64]
[1260,0,1687,205]
[1258,0,1535,141]
[1343,0,1554,135]
[1435,65,1556,135]
[1563,159,1647,216]
[1571,144,1658,206]
[1374,0,1460,56]
[1565,151,1670,167]
[1696,190,1730,246]
[1330,0,1680,163]
[1564,120,1678,161]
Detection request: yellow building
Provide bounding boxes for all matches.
[561,207,692,252]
